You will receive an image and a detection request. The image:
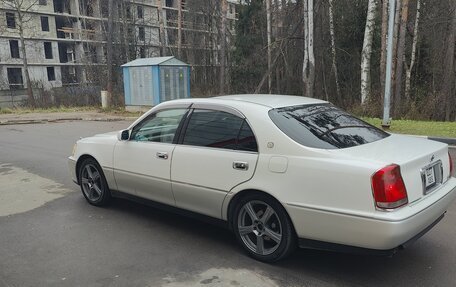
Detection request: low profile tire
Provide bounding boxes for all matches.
[233,193,296,262]
[78,158,111,206]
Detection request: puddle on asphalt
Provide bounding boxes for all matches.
[161,268,279,287]
[0,163,72,216]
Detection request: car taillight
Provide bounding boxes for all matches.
[371,164,408,209]
[450,152,454,177]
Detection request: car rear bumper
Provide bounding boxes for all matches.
[297,213,445,256]
[68,156,78,184]
[287,177,456,251]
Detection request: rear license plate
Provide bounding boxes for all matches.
[425,166,436,187]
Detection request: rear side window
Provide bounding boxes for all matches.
[269,104,389,149]
[183,109,258,152]
[237,121,258,152]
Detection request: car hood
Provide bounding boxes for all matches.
[93,131,119,137]
[78,131,119,143]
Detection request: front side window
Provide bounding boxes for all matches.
[237,121,258,152]
[131,109,187,143]
[269,104,389,149]
[182,109,257,152]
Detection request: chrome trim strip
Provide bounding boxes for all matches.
[158,103,193,109]
[171,180,228,194]
[175,144,259,154]
[113,168,169,182]
[192,103,245,119]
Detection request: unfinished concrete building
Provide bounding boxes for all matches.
[0,0,238,96]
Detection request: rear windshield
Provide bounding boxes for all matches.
[269,104,389,149]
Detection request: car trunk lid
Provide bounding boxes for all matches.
[332,134,450,204]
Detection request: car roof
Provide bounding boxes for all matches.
[169,94,328,109]
[215,94,327,108]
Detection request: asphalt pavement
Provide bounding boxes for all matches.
[1,121,456,287]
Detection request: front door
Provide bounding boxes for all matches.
[113,108,188,205]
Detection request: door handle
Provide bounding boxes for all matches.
[233,161,249,171]
[156,152,169,160]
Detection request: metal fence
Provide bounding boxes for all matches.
[0,85,103,108]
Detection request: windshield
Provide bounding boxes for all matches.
[269,104,389,149]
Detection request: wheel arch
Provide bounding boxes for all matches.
[226,189,296,235]
[75,154,99,185]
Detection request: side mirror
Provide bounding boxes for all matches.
[118,129,130,141]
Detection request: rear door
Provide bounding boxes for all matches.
[171,107,259,218]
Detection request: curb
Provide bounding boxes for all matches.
[0,117,135,126]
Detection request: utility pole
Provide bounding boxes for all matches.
[382,0,396,128]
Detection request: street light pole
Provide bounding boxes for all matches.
[382,0,396,128]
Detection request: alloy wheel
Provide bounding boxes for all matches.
[81,163,103,202]
[237,200,283,256]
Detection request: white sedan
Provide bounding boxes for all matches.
[68,95,456,262]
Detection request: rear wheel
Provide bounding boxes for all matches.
[233,193,296,262]
[79,158,111,206]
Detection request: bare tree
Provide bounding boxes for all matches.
[1,0,40,107]
[106,0,114,107]
[443,0,456,121]
[328,0,341,103]
[380,0,388,95]
[405,0,421,102]
[393,0,410,115]
[177,0,183,58]
[303,0,315,98]
[157,0,165,56]
[266,0,272,94]
[220,0,228,94]
[360,0,378,104]
[390,0,402,105]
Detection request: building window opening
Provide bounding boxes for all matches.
[41,16,50,31]
[10,40,20,58]
[44,42,53,59]
[47,67,56,81]
[137,6,143,19]
[7,68,24,89]
[6,12,16,28]
[138,26,145,41]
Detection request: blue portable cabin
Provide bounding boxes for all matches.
[122,56,191,108]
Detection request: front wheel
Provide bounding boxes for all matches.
[79,158,111,206]
[233,193,296,262]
